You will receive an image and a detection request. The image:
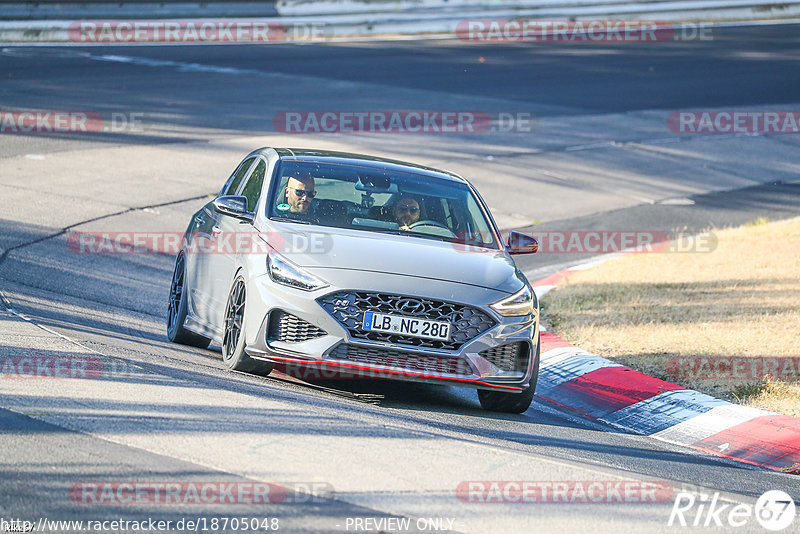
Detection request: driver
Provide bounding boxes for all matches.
[286,175,316,215]
[277,174,321,224]
[392,196,420,231]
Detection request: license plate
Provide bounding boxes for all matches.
[362,312,450,341]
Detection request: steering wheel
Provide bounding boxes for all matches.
[408,220,457,237]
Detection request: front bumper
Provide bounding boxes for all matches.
[243,271,539,392]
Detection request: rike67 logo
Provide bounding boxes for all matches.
[669,490,796,531]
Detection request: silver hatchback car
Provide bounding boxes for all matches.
[167,148,540,413]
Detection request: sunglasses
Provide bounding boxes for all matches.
[397,206,419,213]
[290,187,316,198]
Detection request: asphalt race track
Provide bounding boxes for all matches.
[1,23,800,533]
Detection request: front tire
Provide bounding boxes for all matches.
[478,334,540,413]
[222,275,273,376]
[167,253,211,348]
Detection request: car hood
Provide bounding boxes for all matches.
[261,222,524,294]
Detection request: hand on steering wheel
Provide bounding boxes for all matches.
[407,220,457,237]
[409,220,448,230]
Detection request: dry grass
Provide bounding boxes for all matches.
[542,217,800,417]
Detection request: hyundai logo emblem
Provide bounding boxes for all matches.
[396,298,424,315]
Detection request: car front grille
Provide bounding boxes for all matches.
[317,291,496,350]
[479,342,530,372]
[327,344,474,375]
[267,310,327,343]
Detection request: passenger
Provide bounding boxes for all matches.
[393,196,420,230]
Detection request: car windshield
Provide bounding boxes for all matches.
[267,160,500,249]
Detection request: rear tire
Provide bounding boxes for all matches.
[478,334,540,413]
[167,253,212,348]
[222,275,273,376]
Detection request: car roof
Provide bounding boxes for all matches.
[253,147,467,184]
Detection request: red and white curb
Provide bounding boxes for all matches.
[530,255,800,474]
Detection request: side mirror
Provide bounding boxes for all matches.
[213,196,253,222]
[506,231,538,254]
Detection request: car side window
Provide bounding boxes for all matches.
[239,159,267,212]
[222,157,255,196]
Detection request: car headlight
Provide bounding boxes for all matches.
[490,285,535,317]
[267,254,329,291]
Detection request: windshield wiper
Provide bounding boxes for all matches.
[270,216,313,225]
[370,228,405,236]
[373,228,451,243]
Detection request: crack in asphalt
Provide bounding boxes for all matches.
[0,192,215,335]
[0,192,221,367]
[0,192,212,276]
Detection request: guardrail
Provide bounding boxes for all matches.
[0,1,278,19]
[0,0,798,43]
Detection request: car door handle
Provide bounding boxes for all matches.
[194,215,206,224]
